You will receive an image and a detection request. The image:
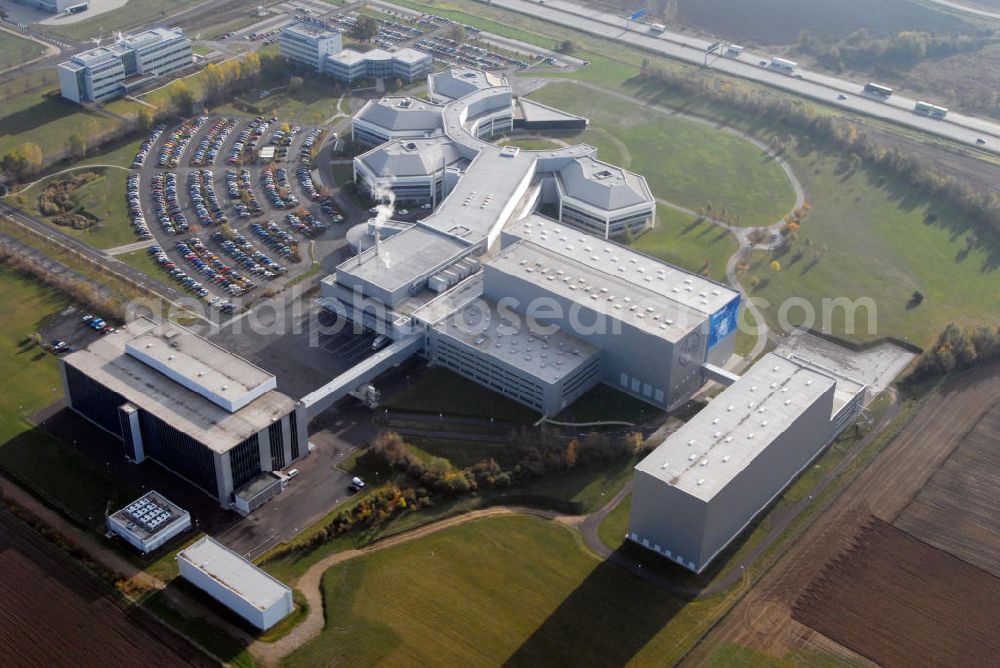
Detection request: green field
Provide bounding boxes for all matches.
[741,144,1000,346]
[598,492,632,551]
[0,266,135,527]
[10,168,137,250]
[0,83,124,159]
[0,32,45,71]
[528,82,796,228]
[632,205,738,283]
[283,515,732,667]
[215,82,344,125]
[384,367,540,423]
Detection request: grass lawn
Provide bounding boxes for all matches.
[143,588,256,668]
[0,31,45,71]
[215,81,343,125]
[0,84,123,159]
[0,266,135,527]
[632,205,738,283]
[7,167,137,250]
[117,247,164,278]
[497,137,567,151]
[598,492,631,551]
[283,515,733,667]
[553,382,665,425]
[384,366,540,423]
[741,144,1000,347]
[528,82,796,227]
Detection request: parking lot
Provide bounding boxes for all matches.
[127,113,351,313]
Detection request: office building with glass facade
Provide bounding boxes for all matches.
[60,318,307,508]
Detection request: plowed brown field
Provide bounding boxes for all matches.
[682,363,1000,665]
[0,510,211,668]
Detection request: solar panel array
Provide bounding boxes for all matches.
[125,496,174,532]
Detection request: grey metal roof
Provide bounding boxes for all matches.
[177,536,291,611]
[635,353,837,501]
[336,225,470,293]
[557,157,652,211]
[354,97,444,133]
[357,137,466,178]
[486,240,706,342]
[428,67,508,102]
[434,298,600,384]
[505,216,738,316]
[516,97,589,125]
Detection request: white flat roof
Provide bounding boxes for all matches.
[506,216,738,315]
[178,536,291,611]
[64,319,296,453]
[635,353,837,501]
[336,225,470,293]
[124,321,275,412]
[487,240,707,342]
[434,298,599,384]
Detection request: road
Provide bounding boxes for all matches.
[924,0,1000,20]
[481,0,1000,154]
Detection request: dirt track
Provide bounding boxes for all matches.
[681,363,1000,664]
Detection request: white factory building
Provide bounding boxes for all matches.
[628,352,865,573]
[177,536,293,630]
[312,66,740,418]
[60,318,307,509]
[58,27,192,103]
[279,19,431,83]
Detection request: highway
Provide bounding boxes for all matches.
[484,0,1000,155]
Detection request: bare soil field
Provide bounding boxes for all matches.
[793,518,1000,668]
[0,510,210,668]
[894,403,1000,578]
[681,362,1000,665]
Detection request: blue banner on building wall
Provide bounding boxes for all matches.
[708,295,741,350]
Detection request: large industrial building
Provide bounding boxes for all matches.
[58,27,192,103]
[14,0,81,14]
[60,318,307,508]
[313,66,740,417]
[279,19,431,83]
[177,536,293,630]
[628,352,865,573]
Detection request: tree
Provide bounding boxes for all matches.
[556,40,575,54]
[67,133,86,160]
[350,15,379,43]
[1,149,28,181]
[447,23,466,44]
[17,142,42,178]
[290,76,304,93]
[168,80,195,115]
[565,439,579,468]
[770,260,781,272]
[137,107,154,131]
[909,290,924,306]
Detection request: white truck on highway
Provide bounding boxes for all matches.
[769,57,798,74]
[726,44,744,57]
[649,23,666,34]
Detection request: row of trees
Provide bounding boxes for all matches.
[909,323,1000,381]
[0,247,123,321]
[638,61,1000,238]
[799,28,994,73]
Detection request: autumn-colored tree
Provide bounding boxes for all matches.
[67,133,86,160]
[565,439,578,468]
[770,260,781,272]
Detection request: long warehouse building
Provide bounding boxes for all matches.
[628,352,865,573]
[60,318,308,508]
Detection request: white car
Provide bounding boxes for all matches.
[350,476,366,491]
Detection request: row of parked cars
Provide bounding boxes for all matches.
[226,168,264,218]
[157,116,207,168]
[177,238,256,296]
[286,211,328,237]
[132,124,167,168]
[188,169,227,227]
[228,116,275,165]
[249,222,297,258]
[151,172,189,235]
[191,117,238,167]
[146,245,238,312]
[126,172,153,240]
[262,165,298,209]
[210,231,287,279]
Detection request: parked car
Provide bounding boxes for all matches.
[350,476,365,492]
